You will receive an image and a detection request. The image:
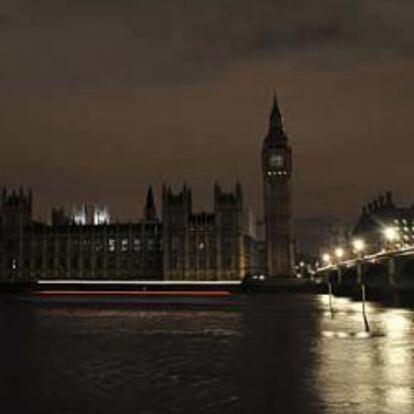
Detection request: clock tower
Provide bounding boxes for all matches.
[261,95,293,279]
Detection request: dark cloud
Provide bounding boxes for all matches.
[0,0,413,249]
[0,0,413,87]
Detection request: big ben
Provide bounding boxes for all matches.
[261,94,293,279]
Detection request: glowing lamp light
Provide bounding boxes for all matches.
[322,253,331,265]
[353,238,366,253]
[334,247,345,260]
[384,227,399,242]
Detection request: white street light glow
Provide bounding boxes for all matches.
[353,238,366,253]
[322,253,331,264]
[384,227,399,242]
[335,247,345,259]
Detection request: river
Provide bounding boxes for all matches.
[0,293,413,414]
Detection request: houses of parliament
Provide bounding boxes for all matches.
[0,97,293,283]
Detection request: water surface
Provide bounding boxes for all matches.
[0,294,413,414]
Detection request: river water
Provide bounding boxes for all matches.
[0,293,413,414]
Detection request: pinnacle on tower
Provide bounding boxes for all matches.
[235,181,243,203]
[267,92,287,142]
[270,93,282,125]
[144,185,157,221]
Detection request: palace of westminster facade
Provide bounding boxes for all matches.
[0,98,294,283]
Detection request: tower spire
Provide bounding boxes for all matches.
[267,92,287,142]
[270,92,281,123]
[144,185,157,220]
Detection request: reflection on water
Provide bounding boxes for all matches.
[315,295,414,414]
[0,294,414,413]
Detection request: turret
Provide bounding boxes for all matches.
[161,184,193,279]
[0,187,33,231]
[214,183,243,211]
[386,191,394,207]
[162,184,192,222]
[51,207,70,226]
[144,186,157,221]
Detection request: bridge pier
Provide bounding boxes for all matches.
[336,265,342,285]
[361,283,370,332]
[317,249,414,307]
[356,261,363,285]
[388,257,396,287]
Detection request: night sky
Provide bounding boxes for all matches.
[1,1,413,233]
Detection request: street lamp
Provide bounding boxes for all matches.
[352,238,366,284]
[383,227,399,286]
[334,247,344,284]
[352,238,366,254]
[322,253,331,266]
[334,247,345,260]
[383,227,399,243]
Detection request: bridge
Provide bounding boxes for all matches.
[314,245,414,300]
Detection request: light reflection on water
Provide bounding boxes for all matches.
[316,294,414,414]
[0,294,414,413]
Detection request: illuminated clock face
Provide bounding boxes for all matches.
[269,154,284,168]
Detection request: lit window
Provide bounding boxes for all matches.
[73,207,86,225]
[133,239,141,251]
[94,208,110,225]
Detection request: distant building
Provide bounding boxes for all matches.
[0,187,161,282]
[261,95,294,279]
[353,192,414,252]
[162,183,245,280]
[0,184,250,283]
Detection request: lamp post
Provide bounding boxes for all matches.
[322,253,334,316]
[383,227,399,287]
[352,238,370,333]
[334,247,344,284]
[352,238,366,285]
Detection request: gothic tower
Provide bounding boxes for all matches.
[261,95,293,279]
[214,183,245,280]
[162,184,192,279]
[0,187,33,282]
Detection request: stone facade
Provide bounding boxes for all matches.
[162,183,245,280]
[0,184,247,283]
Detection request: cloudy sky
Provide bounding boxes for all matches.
[1,0,413,235]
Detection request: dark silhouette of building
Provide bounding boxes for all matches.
[0,184,248,282]
[261,95,293,279]
[0,188,33,281]
[162,183,245,280]
[353,191,414,252]
[0,187,161,282]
